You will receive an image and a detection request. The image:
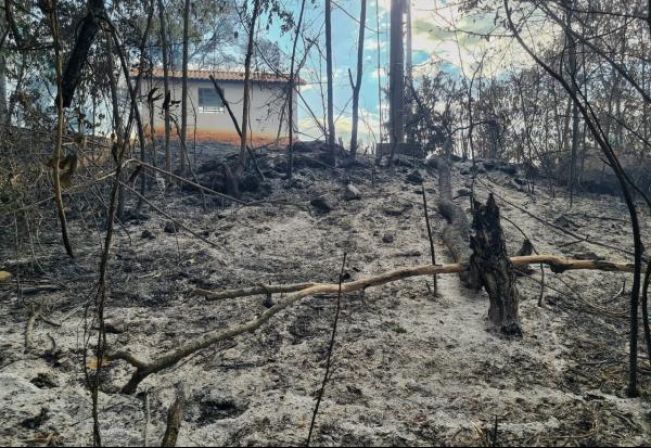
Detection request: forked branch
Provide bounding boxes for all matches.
[108,254,634,394]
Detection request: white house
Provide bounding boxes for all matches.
[141,68,298,146]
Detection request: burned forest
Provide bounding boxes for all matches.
[3,0,651,446]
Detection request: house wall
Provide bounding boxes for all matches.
[141,78,296,145]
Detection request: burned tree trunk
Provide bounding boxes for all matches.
[325,0,336,164]
[58,0,105,108]
[349,0,367,157]
[470,194,522,336]
[437,158,481,289]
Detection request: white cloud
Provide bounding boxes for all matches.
[410,0,556,78]
[370,66,387,80]
[365,39,387,51]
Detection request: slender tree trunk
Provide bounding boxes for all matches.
[0,52,7,124]
[157,0,171,181]
[105,35,127,221]
[0,3,7,122]
[350,0,367,157]
[565,3,579,206]
[375,0,384,163]
[325,0,336,164]
[6,53,26,127]
[240,0,261,174]
[505,0,643,398]
[138,0,155,205]
[180,0,190,175]
[389,0,405,161]
[44,2,74,258]
[287,0,307,179]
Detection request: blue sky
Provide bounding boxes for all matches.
[254,0,532,146]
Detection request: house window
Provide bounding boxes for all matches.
[198,87,224,113]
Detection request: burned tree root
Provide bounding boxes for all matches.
[106,254,635,394]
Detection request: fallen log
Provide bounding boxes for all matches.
[436,158,481,289]
[107,253,635,394]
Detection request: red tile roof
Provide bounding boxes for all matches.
[136,68,302,85]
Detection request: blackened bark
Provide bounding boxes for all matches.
[470,194,522,336]
[350,0,367,156]
[59,0,105,108]
[157,0,172,178]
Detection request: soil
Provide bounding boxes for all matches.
[1,150,651,446]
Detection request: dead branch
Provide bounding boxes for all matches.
[24,309,39,353]
[194,282,317,301]
[208,76,264,180]
[108,253,634,394]
[478,178,641,260]
[45,5,74,258]
[161,390,184,447]
[421,186,438,297]
[198,255,634,302]
[142,392,150,447]
[306,253,347,446]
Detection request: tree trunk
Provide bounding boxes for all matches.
[138,0,155,203]
[180,0,190,175]
[389,0,405,161]
[59,0,105,108]
[157,0,172,181]
[325,0,336,164]
[470,194,522,336]
[286,0,307,179]
[565,2,579,206]
[350,0,367,157]
[0,7,7,122]
[105,34,127,221]
[374,0,384,164]
[505,0,644,397]
[240,0,261,174]
[0,53,7,124]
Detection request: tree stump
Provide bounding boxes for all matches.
[470,194,522,336]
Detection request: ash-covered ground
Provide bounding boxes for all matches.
[1,147,651,446]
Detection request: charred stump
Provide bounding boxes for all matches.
[437,158,481,289]
[470,194,522,336]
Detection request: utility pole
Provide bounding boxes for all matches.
[389,0,405,147]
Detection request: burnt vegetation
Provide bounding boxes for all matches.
[2,0,651,446]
